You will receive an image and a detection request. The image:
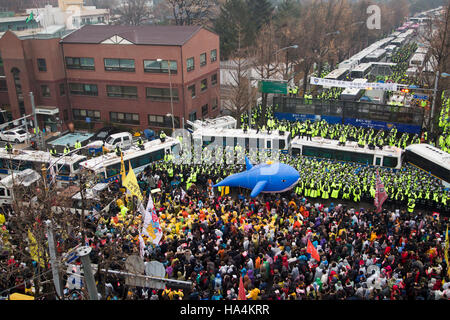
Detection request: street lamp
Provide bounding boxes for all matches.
[430,71,449,133]
[274,44,299,83]
[157,58,175,133]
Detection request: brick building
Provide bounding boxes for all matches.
[0,24,220,132]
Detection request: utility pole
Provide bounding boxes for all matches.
[45,220,64,300]
[430,71,440,134]
[76,246,99,300]
[29,92,43,150]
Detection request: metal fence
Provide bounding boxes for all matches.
[273,97,424,126]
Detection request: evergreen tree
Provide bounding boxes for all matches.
[246,0,274,31]
[213,0,255,60]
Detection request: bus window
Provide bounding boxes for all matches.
[222,137,226,147]
[106,163,121,178]
[267,140,271,149]
[59,164,71,176]
[233,137,237,147]
[383,156,398,168]
[245,138,249,151]
[292,147,301,157]
[375,157,382,166]
[0,187,6,197]
[279,139,286,150]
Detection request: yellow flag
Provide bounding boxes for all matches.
[122,160,143,200]
[120,152,126,186]
[28,229,45,267]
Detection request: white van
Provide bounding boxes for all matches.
[104,132,133,151]
[0,169,41,206]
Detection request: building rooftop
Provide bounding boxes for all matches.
[60,24,203,46]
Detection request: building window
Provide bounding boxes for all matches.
[41,85,50,97]
[202,104,208,117]
[211,73,217,86]
[73,109,101,121]
[146,87,179,102]
[69,83,98,96]
[148,114,180,128]
[200,53,206,67]
[211,49,217,62]
[144,60,177,74]
[212,97,218,110]
[0,79,7,92]
[188,84,196,98]
[106,85,137,99]
[37,58,47,72]
[104,58,135,72]
[187,57,194,72]
[59,83,66,96]
[201,78,207,92]
[189,111,197,121]
[110,112,140,125]
[65,57,95,70]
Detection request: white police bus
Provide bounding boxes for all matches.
[80,137,180,183]
[350,63,372,79]
[192,128,291,154]
[290,136,403,169]
[404,144,450,186]
[0,148,86,187]
[340,79,368,101]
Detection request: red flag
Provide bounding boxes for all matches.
[307,239,320,262]
[238,276,246,300]
[374,169,388,213]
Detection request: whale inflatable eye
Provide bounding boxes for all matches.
[282,179,286,182]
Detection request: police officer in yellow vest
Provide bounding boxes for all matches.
[5,142,12,154]
[137,137,144,150]
[160,130,167,143]
[64,143,71,155]
[74,140,82,149]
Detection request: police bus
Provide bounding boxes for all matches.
[80,137,180,183]
[0,148,86,187]
[192,128,291,163]
[186,116,237,132]
[404,144,450,186]
[290,136,402,169]
[409,53,426,68]
[350,63,372,79]
[362,49,387,63]
[340,79,368,101]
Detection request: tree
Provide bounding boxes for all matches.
[221,26,257,127]
[246,0,274,32]
[421,4,450,132]
[250,22,280,126]
[114,0,152,26]
[212,0,255,60]
[167,0,216,26]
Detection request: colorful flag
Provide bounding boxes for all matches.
[26,12,34,23]
[374,169,388,213]
[307,239,320,262]
[122,160,143,200]
[238,276,246,300]
[140,194,163,245]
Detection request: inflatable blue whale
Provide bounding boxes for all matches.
[214,157,300,197]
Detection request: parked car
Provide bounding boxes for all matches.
[104,132,134,151]
[0,127,31,143]
[89,126,122,143]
